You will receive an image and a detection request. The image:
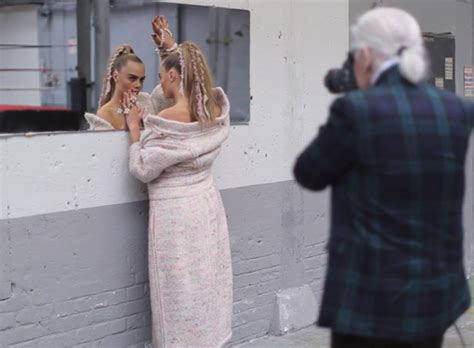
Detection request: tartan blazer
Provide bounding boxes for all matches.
[294,66,473,341]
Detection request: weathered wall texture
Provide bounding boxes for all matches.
[4,1,472,348]
[0,0,349,346]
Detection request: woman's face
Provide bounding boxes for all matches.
[114,60,145,96]
[159,64,179,99]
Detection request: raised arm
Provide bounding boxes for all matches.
[151,15,179,60]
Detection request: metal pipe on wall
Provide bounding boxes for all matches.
[76,0,91,111]
[220,8,230,93]
[208,7,219,78]
[176,4,184,45]
[93,0,110,108]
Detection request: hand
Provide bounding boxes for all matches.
[151,15,175,50]
[122,91,144,130]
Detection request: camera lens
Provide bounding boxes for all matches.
[324,53,357,94]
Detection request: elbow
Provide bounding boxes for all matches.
[138,176,153,184]
[293,159,328,191]
[293,160,304,185]
[129,168,154,184]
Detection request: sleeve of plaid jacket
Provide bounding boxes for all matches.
[293,97,357,191]
[465,98,474,131]
[471,104,474,131]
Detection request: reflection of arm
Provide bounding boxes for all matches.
[461,97,474,131]
[84,112,114,131]
[129,131,191,183]
[149,85,175,116]
[137,92,154,117]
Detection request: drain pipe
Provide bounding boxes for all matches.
[92,0,110,109]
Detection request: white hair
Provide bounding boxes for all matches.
[351,7,428,84]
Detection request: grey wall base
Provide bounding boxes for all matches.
[0,180,330,347]
[270,285,318,336]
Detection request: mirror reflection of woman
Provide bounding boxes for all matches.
[124,17,233,348]
[85,45,150,130]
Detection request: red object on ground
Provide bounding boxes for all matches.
[0,105,71,112]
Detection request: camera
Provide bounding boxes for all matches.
[324,52,357,94]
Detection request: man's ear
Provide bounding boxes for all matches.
[360,47,375,73]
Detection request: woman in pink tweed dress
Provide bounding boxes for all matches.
[123,17,233,348]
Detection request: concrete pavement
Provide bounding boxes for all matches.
[235,308,474,348]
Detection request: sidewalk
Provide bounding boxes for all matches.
[236,308,474,348]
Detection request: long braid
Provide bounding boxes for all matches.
[98,45,134,107]
[162,41,217,123]
[177,45,186,96]
[188,45,211,122]
[195,48,212,121]
[188,46,204,121]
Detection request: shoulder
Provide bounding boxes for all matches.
[335,83,408,118]
[428,86,474,127]
[328,94,358,123]
[407,83,474,120]
[212,87,230,121]
[158,107,174,120]
[96,104,114,120]
[84,112,114,130]
[423,83,473,107]
[159,105,192,123]
[332,88,373,110]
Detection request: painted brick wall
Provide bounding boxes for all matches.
[0,202,152,347]
[1,0,473,346]
[0,183,330,347]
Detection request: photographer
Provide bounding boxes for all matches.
[294,7,473,348]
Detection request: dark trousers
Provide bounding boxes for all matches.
[331,332,444,348]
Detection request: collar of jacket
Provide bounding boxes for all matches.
[371,57,400,85]
[374,65,414,87]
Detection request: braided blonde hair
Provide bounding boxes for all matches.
[161,41,218,123]
[98,44,144,107]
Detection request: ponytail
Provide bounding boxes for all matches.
[399,44,428,84]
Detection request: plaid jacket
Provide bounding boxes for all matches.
[294,66,473,340]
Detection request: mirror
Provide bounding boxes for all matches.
[0,1,250,133]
